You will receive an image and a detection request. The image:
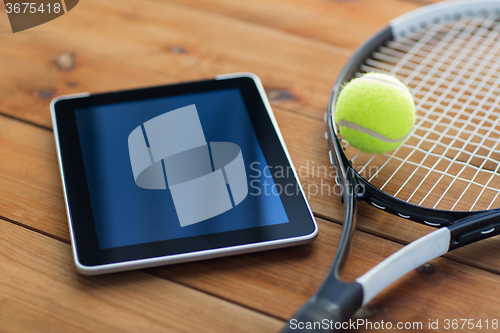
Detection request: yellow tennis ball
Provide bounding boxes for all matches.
[334,73,415,154]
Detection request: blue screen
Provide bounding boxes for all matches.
[75,88,289,249]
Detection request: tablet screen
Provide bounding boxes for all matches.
[75,88,289,249]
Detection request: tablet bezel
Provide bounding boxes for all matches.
[51,73,317,275]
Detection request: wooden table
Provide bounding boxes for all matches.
[1,0,500,332]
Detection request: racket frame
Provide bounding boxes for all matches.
[326,2,500,229]
[325,0,500,304]
[282,2,500,331]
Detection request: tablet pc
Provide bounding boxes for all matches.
[51,72,317,275]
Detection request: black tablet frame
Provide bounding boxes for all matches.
[51,73,317,274]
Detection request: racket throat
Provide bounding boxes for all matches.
[449,210,500,251]
[334,169,360,275]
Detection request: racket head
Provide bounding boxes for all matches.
[284,4,500,330]
[327,0,500,228]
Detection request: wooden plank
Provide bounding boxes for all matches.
[0,0,448,130]
[273,105,500,273]
[0,0,474,256]
[0,0,352,128]
[159,0,429,49]
[1,1,498,331]
[1,98,500,273]
[0,217,283,333]
[2,203,500,332]
[0,115,68,240]
[1,109,500,329]
[148,217,500,332]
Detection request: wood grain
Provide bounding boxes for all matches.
[1,106,500,330]
[159,0,424,49]
[0,0,352,128]
[148,216,500,331]
[0,217,282,333]
[1,0,499,331]
[0,115,68,240]
[2,208,499,333]
[1,93,499,269]
[273,108,500,274]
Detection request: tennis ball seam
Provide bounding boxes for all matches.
[337,119,412,143]
[360,74,411,95]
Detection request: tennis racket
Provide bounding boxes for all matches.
[281,1,500,332]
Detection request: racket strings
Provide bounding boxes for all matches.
[343,13,500,211]
[403,33,500,208]
[398,14,500,209]
[396,14,500,208]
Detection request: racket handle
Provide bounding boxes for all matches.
[280,297,342,333]
[280,281,363,333]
